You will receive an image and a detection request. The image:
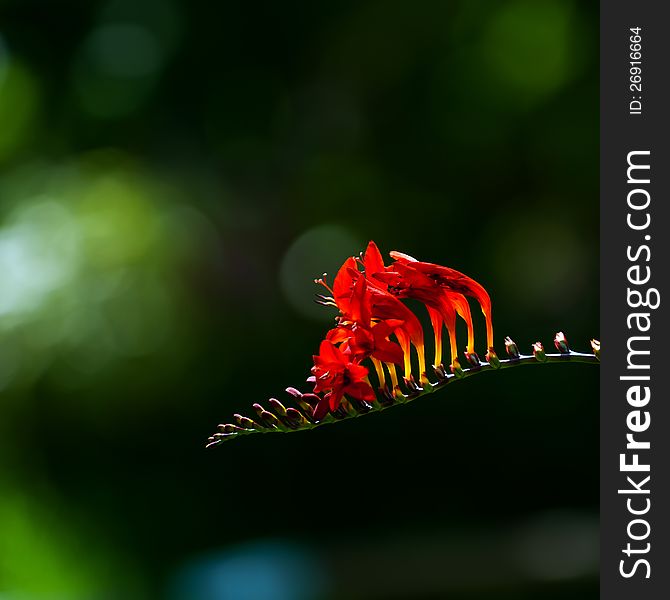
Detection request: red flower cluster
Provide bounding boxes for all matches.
[310,241,494,421]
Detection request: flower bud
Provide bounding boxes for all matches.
[591,339,600,360]
[253,403,281,428]
[532,342,547,362]
[261,410,282,428]
[486,347,501,369]
[234,414,259,430]
[465,351,481,368]
[450,358,464,378]
[403,375,422,394]
[504,336,520,359]
[217,423,245,434]
[554,331,570,354]
[285,407,308,427]
[268,398,288,417]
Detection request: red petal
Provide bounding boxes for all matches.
[370,271,400,286]
[343,381,376,403]
[348,276,371,324]
[316,339,344,364]
[363,241,386,275]
[326,327,352,344]
[372,319,404,338]
[332,257,359,310]
[328,390,344,411]
[313,394,331,421]
[372,338,404,365]
[389,250,418,263]
[346,362,369,381]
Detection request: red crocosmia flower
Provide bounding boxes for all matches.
[375,255,475,365]
[330,256,360,315]
[327,319,405,366]
[324,251,423,378]
[360,239,387,278]
[311,340,376,420]
[368,245,492,364]
[208,240,504,448]
[327,275,405,366]
[358,242,429,375]
[366,286,426,377]
[389,252,494,352]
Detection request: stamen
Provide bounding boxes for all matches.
[314,272,334,295]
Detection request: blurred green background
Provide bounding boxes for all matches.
[0,1,598,598]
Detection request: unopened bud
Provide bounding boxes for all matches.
[504,336,520,359]
[450,358,464,378]
[532,342,547,362]
[268,398,287,417]
[285,407,308,427]
[403,375,422,394]
[293,393,318,421]
[419,373,433,390]
[554,331,570,354]
[465,351,481,368]
[433,363,447,380]
[591,339,600,360]
[253,403,281,428]
[486,347,501,369]
[234,414,259,430]
[217,423,244,434]
[261,410,281,428]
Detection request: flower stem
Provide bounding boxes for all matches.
[207,347,599,447]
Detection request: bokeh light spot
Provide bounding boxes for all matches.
[0,158,198,397]
[0,60,40,161]
[487,211,589,317]
[168,540,326,600]
[72,23,165,118]
[88,23,162,78]
[480,0,579,106]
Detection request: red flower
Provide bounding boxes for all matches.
[327,319,405,365]
[314,240,493,394]
[322,252,423,378]
[368,245,492,364]
[358,242,428,378]
[210,240,499,446]
[388,251,493,352]
[311,340,376,420]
